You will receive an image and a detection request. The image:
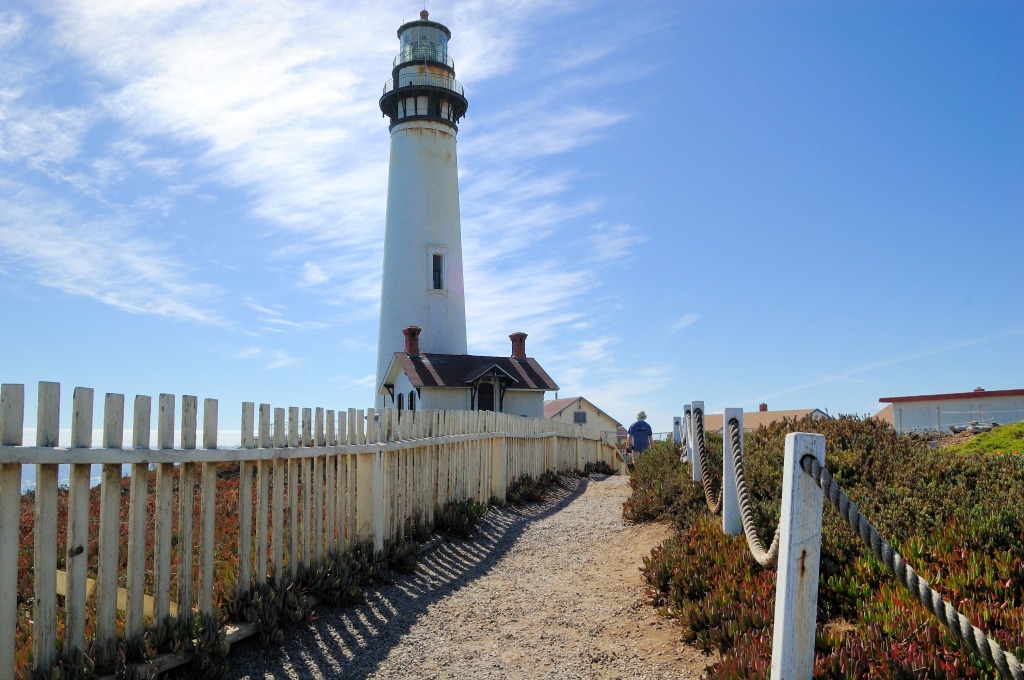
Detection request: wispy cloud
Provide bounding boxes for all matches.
[2,0,642,365]
[670,313,700,333]
[0,182,222,323]
[743,327,1024,406]
[237,346,298,370]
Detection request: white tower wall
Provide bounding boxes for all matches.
[375,119,467,389]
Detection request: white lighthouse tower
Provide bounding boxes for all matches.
[375,10,469,408]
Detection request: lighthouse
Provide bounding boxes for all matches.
[374,10,469,408]
[374,12,559,417]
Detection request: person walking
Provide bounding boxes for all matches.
[626,411,654,461]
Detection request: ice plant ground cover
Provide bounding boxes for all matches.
[627,419,1024,678]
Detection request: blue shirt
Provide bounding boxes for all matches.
[628,420,653,451]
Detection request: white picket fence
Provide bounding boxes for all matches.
[0,381,619,679]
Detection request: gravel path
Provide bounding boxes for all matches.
[226,475,709,679]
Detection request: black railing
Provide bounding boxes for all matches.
[383,73,464,97]
[393,47,454,70]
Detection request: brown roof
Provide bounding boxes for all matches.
[879,388,1024,404]
[544,397,581,419]
[703,408,827,432]
[395,353,559,391]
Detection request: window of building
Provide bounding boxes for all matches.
[477,383,494,412]
[409,391,416,411]
[573,411,587,425]
[432,253,444,290]
[397,393,404,412]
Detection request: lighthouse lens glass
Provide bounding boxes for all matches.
[400,26,448,59]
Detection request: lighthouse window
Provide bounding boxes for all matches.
[432,253,444,290]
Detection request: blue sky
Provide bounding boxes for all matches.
[1,0,1022,440]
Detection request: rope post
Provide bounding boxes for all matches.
[683,404,693,466]
[672,416,682,446]
[771,432,826,679]
[721,409,742,536]
[690,401,704,482]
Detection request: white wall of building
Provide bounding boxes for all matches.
[892,396,1024,433]
[502,390,545,418]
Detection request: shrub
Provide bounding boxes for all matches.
[632,415,1024,678]
[434,498,489,538]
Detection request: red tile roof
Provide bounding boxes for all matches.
[395,353,559,391]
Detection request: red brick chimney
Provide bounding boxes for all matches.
[510,332,528,359]
[403,326,421,354]
[759,403,768,412]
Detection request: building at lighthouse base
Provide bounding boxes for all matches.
[378,327,558,418]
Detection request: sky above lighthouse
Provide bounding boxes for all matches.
[1,0,1022,437]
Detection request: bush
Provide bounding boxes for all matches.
[633,415,1024,678]
[434,498,489,538]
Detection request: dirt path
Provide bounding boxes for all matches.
[228,475,710,679]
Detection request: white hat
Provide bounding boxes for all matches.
[636,411,646,420]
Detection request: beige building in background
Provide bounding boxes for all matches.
[544,396,622,438]
[703,403,828,432]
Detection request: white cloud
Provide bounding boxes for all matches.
[236,345,298,370]
[590,222,647,262]
[0,182,222,323]
[670,313,700,333]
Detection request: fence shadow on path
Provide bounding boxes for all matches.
[226,474,598,679]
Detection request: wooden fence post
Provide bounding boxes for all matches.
[66,387,93,652]
[199,399,218,616]
[690,401,704,482]
[770,432,826,679]
[96,393,123,663]
[34,382,59,670]
[0,384,24,680]
[126,395,151,638]
[721,408,742,536]
[154,394,175,624]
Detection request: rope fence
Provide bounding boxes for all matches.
[679,402,1023,680]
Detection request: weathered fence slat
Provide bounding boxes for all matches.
[126,395,151,637]
[154,394,175,624]
[238,403,255,591]
[178,395,198,617]
[288,406,299,579]
[256,404,271,585]
[199,398,218,616]
[0,384,24,680]
[96,393,123,656]
[34,381,60,669]
[272,408,285,583]
[66,387,94,652]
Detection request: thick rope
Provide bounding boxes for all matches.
[801,454,1024,680]
[692,409,722,515]
[727,418,781,567]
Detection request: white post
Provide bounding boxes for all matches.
[672,416,681,446]
[683,404,693,465]
[770,432,826,679]
[690,401,703,482]
[721,408,742,536]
